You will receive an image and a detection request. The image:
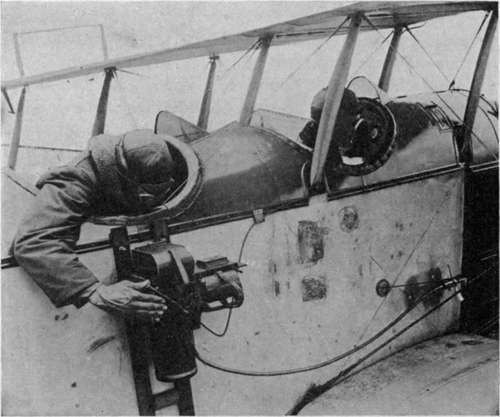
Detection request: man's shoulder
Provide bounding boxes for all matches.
[36,152,97,189]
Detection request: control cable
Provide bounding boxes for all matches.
[286,266,493,414]
[194,277,464,377]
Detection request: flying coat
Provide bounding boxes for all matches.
[12,131,174,307]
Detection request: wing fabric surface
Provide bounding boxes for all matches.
[2,2,493,89]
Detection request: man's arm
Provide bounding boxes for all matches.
[12,172,100,307]
[12,169,167,318]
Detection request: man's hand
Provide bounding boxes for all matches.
[89,280,167,320]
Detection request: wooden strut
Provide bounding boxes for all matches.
[91,67,115,137]
[13,33,25,77]
[197,55,218,130]
[460,10,498,164]
[310,13,362,187]
[378,26,403,92]
[239,36,272,126]
[8,87,27,170]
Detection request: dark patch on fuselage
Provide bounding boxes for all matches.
[302,275,327,301]
[298,221,325,263]
[461,339,483,346]
[55,312,69,321]
[274,281,281,296]
[404,267,444,309]
[87,335,117,353]
[338,206,359,232]
[268,260,278,274]
[358,264,363,278]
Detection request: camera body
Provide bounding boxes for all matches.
[128,240,244,381]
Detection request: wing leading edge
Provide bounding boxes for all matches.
[2,1,494,89]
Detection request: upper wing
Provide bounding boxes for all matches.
[2,1,493,89]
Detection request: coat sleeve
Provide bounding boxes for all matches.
[12,170,100,308]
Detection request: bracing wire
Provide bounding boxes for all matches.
[356,187,453,342]
[286,266,494,415]
[351,30,393,75]
[219,38,262,80]
[449,12,490,89]
[218,39,262,95]
[404,25,450,85]
[362,14,498,161]
[451,88,499,143]
[278,17,350,89]
[114,71,138,130]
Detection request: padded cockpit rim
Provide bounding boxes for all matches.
[90,134,203,226]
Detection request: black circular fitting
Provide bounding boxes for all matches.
[376,279,391,297]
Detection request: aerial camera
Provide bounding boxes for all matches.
[109,223,245,382]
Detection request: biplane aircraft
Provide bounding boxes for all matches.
[1,1,498,415]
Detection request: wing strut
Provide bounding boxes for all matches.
[240,37,272,126]
[460,10,497,163]
[378,26,404,92]
[91,67,115,137]
[8,87,26,170]
[197,55,218,130]
[310,14,362,187]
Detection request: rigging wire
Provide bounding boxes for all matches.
[452,89,499,143]
[351,29,393,76]
[449,12,490,89]
[404,25,450,85]
[473,316,499,335]
[0,143,81,153]
[278,17,350,89]
[194,277,463,377]
[114,71,138,130]
[116,68,148,78]
[219,38,262,80]
[362,14,498,161]
[356,187,453,342]
[218,39,262,96]
[286,266,494,415]
[191,41,262,168]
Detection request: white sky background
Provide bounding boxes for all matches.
[1,1,498,178]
